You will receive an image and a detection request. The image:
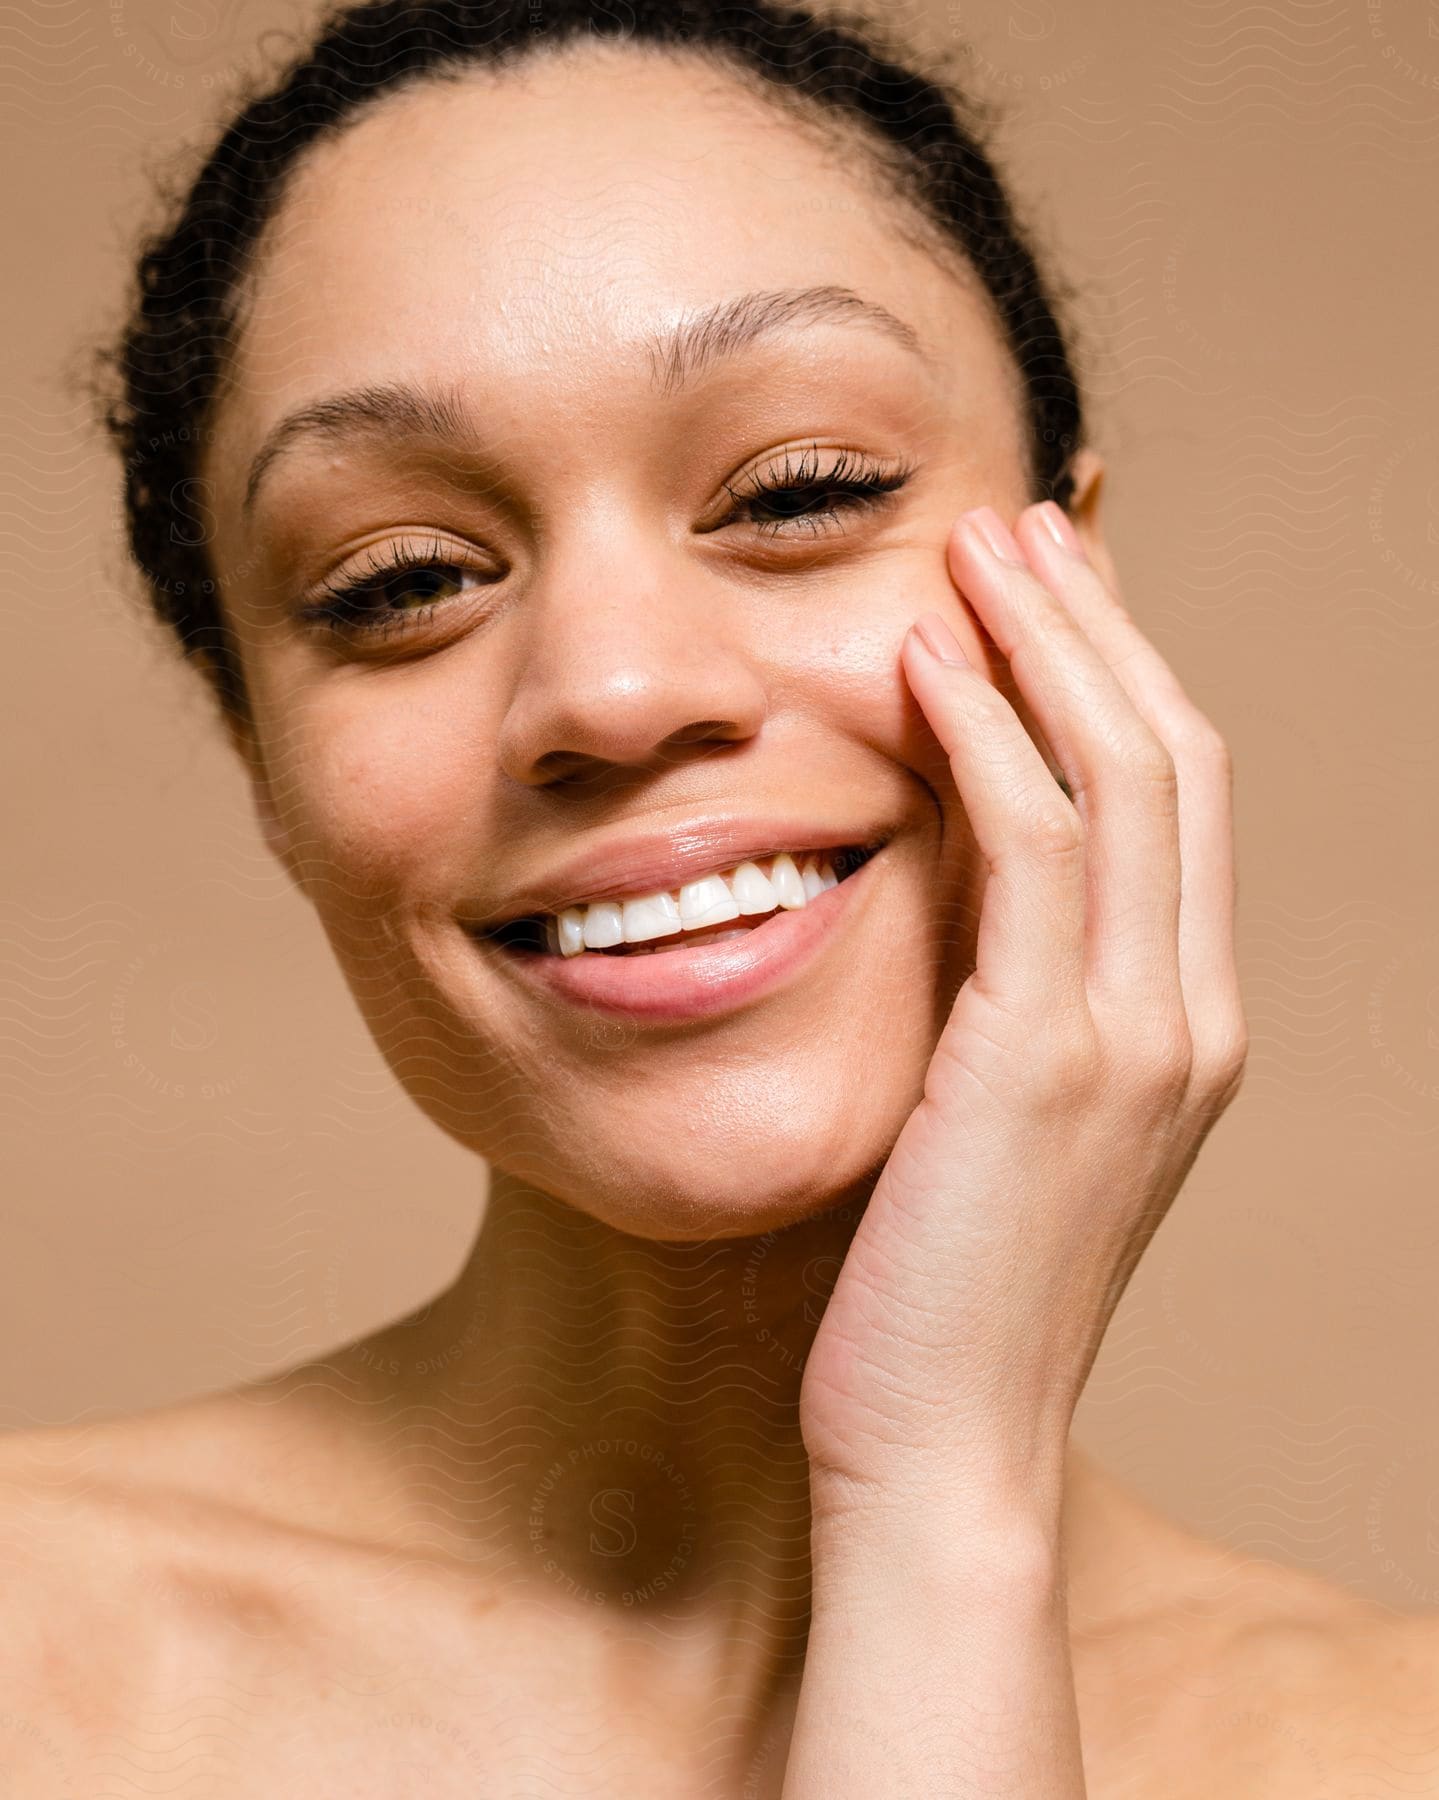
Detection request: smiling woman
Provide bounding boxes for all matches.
[5,0,1432,1796]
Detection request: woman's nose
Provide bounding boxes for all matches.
[494,557,770,786]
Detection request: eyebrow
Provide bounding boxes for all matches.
[240,284,932,519]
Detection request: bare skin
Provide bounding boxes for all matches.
[1,1342,1435,1796]
[7,35,1437,1798]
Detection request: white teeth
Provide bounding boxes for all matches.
[556,907,586,957]
[548,850,854,957]
[678,873,741,931]
[770,851,807,910]
[731,860,778,915]
[581,900,624,950]
[622,891,682,943]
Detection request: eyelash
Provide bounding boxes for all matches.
[296,447,914,640]
[722,444,913,538]
[296,534,478,642]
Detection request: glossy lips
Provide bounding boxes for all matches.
[471,818,891,930]
[476,840,884,1024]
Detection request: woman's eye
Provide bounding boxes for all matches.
[297,541,492,640]
[297,452,915,645]
[725,447,914,539]
[371,564,466,608]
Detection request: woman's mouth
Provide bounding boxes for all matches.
[470,840,887,1024]
[483,844,880,959]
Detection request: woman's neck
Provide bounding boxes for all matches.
[305,1168,873,1718]
[244,1168,1144,1772]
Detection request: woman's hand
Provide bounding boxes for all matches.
[798,497,1247,1516]
[780,496,1247,1797]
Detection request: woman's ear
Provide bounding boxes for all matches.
[1065,447,1122,597]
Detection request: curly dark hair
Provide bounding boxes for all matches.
[94,0,1087,728]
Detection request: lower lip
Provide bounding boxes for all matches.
[475,849,883,1025]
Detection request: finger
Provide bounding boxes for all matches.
[947,506,1184,1029]
[1017,502,1244,1087]
[902,611,1089,1024]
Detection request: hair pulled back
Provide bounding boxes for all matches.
[97,0,1086,726]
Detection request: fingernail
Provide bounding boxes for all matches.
[961,505,1025,566]
[912,611,970,666]
[1037,501,1082,556]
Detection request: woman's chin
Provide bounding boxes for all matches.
[611,1195,858,1245]
[524,1158,886,1245]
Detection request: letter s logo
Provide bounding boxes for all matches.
[588,1488,637,1559]
[1008,1,1056,41]
[169,980,219,1053]
[168,477,216,549]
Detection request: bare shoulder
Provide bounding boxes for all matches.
[1213,1587,1439,1795]
[0,1407,299,1786]
[1064,1454,1439,1798]
[1083,1544,1439,1797]
[0,1376,459,1630]
[0,1377,460,1677]
[0,1350,426,1561]
[0,1402,655,1794]
[0,1400,333,1665]
[0,1398,530,1793]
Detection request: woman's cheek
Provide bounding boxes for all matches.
[796,549,963,739]
[283,695,480,909]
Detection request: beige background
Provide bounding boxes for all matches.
[2,0,1436,1608]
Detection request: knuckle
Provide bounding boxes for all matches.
[1122,1017,1194,1096]
[1189,717,1231,762]
[1017,797,1084,863]
[1029,1022,1104,1109]
[1175,717,1233,776]
[1117,727,1178,792]
[1196,1017,1250,1106]
[1156,1030,1196,1093]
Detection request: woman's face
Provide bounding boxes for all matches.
[205,43,1037,1241]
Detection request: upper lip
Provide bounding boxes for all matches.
[467,814,890,930]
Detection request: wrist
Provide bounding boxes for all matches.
[808,1472,1064,1602]
[807,1437,1070,1552]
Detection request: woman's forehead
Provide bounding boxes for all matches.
[230,52,993,400]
